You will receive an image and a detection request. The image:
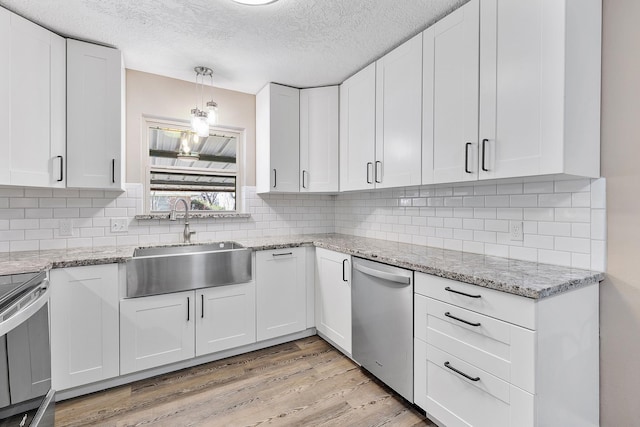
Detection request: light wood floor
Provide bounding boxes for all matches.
[55,336,435,427]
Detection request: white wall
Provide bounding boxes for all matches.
[600,0,640,424]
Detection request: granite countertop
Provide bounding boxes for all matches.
[0,234,604,299]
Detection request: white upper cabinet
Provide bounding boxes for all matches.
[300,86,339,193]
[422,0,601,184]
[340,34,423,192]
[67,39,124,190]
[0,9,65,188]
[339,63,376,192]
[478,0,601,180]
[375,33,423,188]
[256,83,300,193]
[423,0,480,185]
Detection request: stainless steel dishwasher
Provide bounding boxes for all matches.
[352,257,413,402]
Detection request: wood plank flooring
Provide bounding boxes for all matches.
[55,336,435,427]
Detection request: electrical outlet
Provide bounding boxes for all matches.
[59,219,73,237]
[110,218,128,233]
[510,221,524,241]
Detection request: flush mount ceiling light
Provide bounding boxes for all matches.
[232,0,279,5]
[190,66,219,138]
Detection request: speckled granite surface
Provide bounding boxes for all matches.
[0,233,604,299]
[134,213,251,220]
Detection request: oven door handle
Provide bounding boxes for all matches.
[0,280,50,337]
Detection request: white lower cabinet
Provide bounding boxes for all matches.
[120,283,257,375]
[414,272,599,427]
[256,248,307,341]
[120,291,195,375]
[196,283,256,357]
[50,264,120,391]
[314,248,351,355]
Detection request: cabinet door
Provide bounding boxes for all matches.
[8,12,65,188]
[315,248,351,355]
[67,39,123,190]
[256,248,306,341]
[50,264,119,391]
[300,86,339,193]
[479,0,567,180]
[120,291,195,375]
[256,83,300,193]
[423,0,480,184]
[339,63,376,192]
[0,8,10,184]
[375,34,423,188]
[196,283,256,356]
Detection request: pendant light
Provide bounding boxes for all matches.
[190,66,219,137]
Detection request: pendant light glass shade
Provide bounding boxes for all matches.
[206,101,218,125]
[189,66,219,137]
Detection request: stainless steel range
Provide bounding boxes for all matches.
[0,271,54,427]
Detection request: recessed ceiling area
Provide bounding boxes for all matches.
[0,0,468,94]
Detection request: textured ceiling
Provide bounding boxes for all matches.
[0,0,468,94]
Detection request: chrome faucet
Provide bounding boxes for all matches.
[170,198,196,243]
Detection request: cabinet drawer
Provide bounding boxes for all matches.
[423,344,534,427]
[415,295,535,393]
[415,272,536,329]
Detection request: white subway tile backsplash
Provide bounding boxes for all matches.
[524,208,554,222]
[591,178,606,209]
[591,209,606,241]
[554,179,591,193]
[463,196,485,207]
[497,183,524,195]
[474,185,497,195]
[539,249,572,267]
[524,181,553,194]
[555,208,590,223]
[538,193,571,208]
[510,195,538,207]
[538,221,571,237]
[555,237,591,254]
[0,179,607,271]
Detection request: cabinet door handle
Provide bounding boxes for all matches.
[302,170,307,189]
[111,159,116,183]
[445,312,481,327]
[272,252,293,257]
[342,259,348,282]
[187,296,190,321]
[366,162,373,184]
[444,361,480,382]
[201,294,204,319]
[273,169,277,188]
[445,286,481,299]
[481,139,489,172]
[464,143,472,174]
[56,156,64,182]
[375,161,382,183]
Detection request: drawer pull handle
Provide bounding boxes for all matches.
[444,361,480,382]
[445,312,481,327]
[445,286,481,299]
[272,252,293,257]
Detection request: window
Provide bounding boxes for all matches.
[146,122,241,213]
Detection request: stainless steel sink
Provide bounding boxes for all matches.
[132,241,242,257]
[126,242,252,298]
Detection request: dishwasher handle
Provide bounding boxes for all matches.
[353,262,411,285]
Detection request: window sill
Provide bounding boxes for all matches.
[135,212,251,220]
